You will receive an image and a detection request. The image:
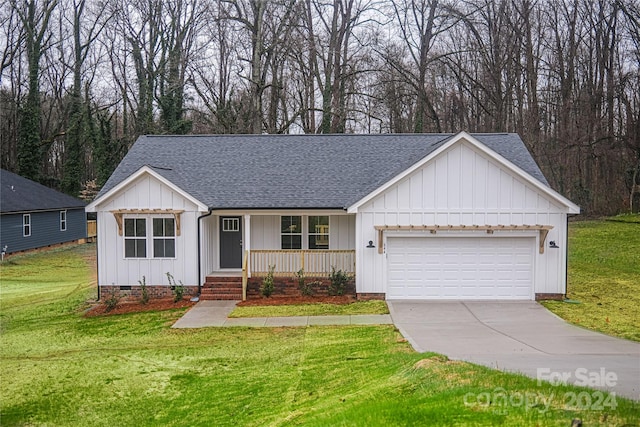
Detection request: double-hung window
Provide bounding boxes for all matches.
[153,218,176,258]
[60,210,67,231]
[308,216,329,249]
[280,216,330,250]
[281,216,302,249]
[23,214,31,237]
[124,218,146,258]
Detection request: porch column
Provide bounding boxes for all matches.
[244,214,251,277]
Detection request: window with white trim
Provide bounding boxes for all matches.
[124,218,146,258]
[153,218,176,258]
[23,214,31,237]
[308,216,329,249]
[281,216,302,249]
[60,210,67,231]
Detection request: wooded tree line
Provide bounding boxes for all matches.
[1,0,639,214]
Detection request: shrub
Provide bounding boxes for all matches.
[103,287,120,312]
[166,272,185,303]
[138,276,149,304]
[306,280,323,295]
[296,269,314,296]
[328,267,351,296]
[261,265,275,297]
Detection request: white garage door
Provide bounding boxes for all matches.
[386,236,534,300]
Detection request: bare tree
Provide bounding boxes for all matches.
[12,0,57,182]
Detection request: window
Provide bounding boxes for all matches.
[281,216,302,249]
[222,217,239,232]
[153,218,176,258]
[124,218,146,258]
[309,216,329,249]
[60,210,67,231]
[23,214,31,237]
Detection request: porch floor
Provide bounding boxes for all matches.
[207,270,242,277]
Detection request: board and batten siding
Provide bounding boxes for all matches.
[95,174,202,287]
[355,141,570,296]
[249,214,355,250]
[0,209,86,253]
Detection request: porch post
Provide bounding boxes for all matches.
[244,214,251,277]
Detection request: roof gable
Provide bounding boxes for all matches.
[0,169,86,214]
[95,132,559,210]
[85,166,207,212]
[347,132,580,214]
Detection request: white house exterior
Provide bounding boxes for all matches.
[86,132,579,301]
[348,135,579,300]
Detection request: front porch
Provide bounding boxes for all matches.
[202,249,356,300]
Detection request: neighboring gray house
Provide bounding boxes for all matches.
[86,132,580,301]
[1,169,87,255]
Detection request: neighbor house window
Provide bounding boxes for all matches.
[124,218,146,258]
[153,218,176,258]
[23,214,31,237]
[60,210,67,231]
[308,216,329,249]
[281,216,302,249]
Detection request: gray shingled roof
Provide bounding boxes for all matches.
[98,133,549,209]
[1,169,86,213]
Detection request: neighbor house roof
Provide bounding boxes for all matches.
[0,169,86,214]
[95,133,550,210]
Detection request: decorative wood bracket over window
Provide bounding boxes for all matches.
[374,224,554,254]
[111,209,184,236]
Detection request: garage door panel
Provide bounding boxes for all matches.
[387,237,534,300]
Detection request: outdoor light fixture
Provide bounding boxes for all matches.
[549,241,559,248]
[366,240,375,248]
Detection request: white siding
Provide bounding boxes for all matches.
[95,173,202,287]
[248,215,355,250]
[250,215,279,249]
[199,214,216,283]
[355,141,570,297]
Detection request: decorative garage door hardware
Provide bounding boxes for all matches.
[373,224,554,254]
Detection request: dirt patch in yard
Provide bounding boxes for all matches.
[237,295,357,306]
[85,298,195,317]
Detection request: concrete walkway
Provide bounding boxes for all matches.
[171,300,393,328]
[388,301,640,400]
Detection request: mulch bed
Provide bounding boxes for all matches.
[84,295,358,316]
[84,298,195,317]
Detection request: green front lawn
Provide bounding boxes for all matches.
[543,214,640,341]
[1,243,638,425]
[228,300,389,318]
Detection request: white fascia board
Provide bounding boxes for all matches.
[347,131,580,214]
[209,209,350,216]
[85,165,208,212]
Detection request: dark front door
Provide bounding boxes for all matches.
[220,216,243,268]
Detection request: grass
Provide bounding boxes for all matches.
[228,300,389,318]
[542,214,640,341]
[1,243,639,426]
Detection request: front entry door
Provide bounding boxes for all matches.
[220,217,243,268]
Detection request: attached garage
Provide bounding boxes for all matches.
[386,235,535,300]
[350,133,581,301]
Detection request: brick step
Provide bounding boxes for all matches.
[199,293,242,301]
[204,276,243,284]
[201,288,242,295]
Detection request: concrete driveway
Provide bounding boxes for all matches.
[388,301,640,400]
